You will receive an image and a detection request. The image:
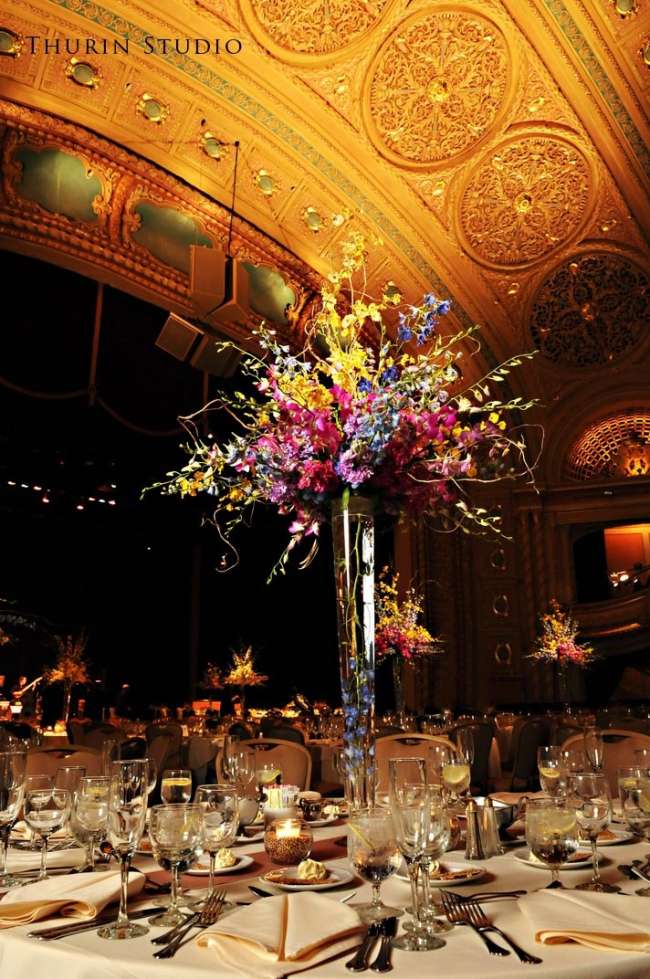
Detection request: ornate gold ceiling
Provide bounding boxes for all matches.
[0,0,648,416]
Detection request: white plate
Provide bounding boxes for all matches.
[260,867,355,891]
[236,829,265,843]
[515,849,593,869]
[396,861,487,888]
[590,829,635,846]
[302,815,341,828]
[186,853,254,876]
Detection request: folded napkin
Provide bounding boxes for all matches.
[519,890,650,953]
[197,892,364,978]
[0,868,145,928]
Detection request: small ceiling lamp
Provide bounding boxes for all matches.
[612,0,638,16]
[0,28,22,56]
[614,435,650,477]
[136,93,169,124]
[65,58,100,88]
[201,132,227,160]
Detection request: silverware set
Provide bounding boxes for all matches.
[440,891,542,964]
[27,907,160,941]
[152,889,226,959]
[345,917,398,973]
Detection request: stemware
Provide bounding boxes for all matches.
[563,747,587,773]
[391,792,443,951]
[455,728,475,766]
[101,737,120,777]
[583,728,604,773]
[220,735,240,781]
[55,767,86,846]
[70,776,110,872]
[144,757,158,797]
[525,797,579,889]
[195,784,239,903]
[441,749,471,809]
[348,808,403,923]
[227,749,256,794]
[427,744,452,787]
[418,786,453,935]
[537,747,569,797]
[568,773,618,893]
[618,766,642,815]
[23,776,71,881]
[148,803,204,927]
[388,757,426,806]
[160,769,192,805]
[97,759,149,940]
[0,750,26,889]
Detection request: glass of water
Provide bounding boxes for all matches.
[537,747,569,797]
[348,808,402,923]
[161,769,192,804]
[569,773,618,893]
[71,776,110,871]
[148,803,204,927]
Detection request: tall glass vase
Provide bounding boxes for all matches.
[62,678,73,726]
[391,656,406,722]
[555,662,571,716]
[331,494,376,811]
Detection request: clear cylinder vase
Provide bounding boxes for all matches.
[556,662,571,716]
[331,494,376,811]
[392,656,406,722]
[62,679,72,726]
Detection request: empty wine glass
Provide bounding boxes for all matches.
[101,737,120,777]
[97,760,149,940]
[427,744,452,787]
[71,776,110,872]
[388,757,426,806]
[161,769,192,804]
[568,773,618,893]
[391,790,444,952]
[419,786,453,935]
[195,784,239,902]
[145,757,158,797]
[0,750,26,889]
[537,747,569,797]
[227,749,256,794]
[583,728,604,773]
[23,776,71,881]
[348,808,403,923]
[148,803,204,927]
[455,728,474,765]
[220,735,240,781]
[55,766,86,846]
[563,746,587,773]
[526,797,579,889]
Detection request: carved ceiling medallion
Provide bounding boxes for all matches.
[239,0,393,63]
[364,8,515,168]
[458,133,594,268]
[530,252,649,368]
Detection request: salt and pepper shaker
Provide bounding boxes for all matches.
[481,797,502,857]
[464,800,485,860]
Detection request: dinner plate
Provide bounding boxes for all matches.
[515,849,593,869]
[588,829,635,846]
[260,867,354,891]
[186,853,254,876]
[302,814,340,828]
[396,861,487,887]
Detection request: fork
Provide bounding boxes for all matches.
[463,899,542,964]
[440,890,510,957]
[153,889,226,959]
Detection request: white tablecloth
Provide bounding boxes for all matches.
[2,825,650,977]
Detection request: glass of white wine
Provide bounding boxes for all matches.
[161,769,192,804]
[537,747,568,797]
[441,753,471,810]
[526,797,579,889]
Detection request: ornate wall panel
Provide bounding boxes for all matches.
[566,411,650,481]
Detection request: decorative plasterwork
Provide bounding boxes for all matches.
[566,411,650,480]
[529,251,649,368]
[457,131,596,268]
[363,6,518,169]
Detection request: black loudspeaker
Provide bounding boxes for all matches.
[155,313,202,361]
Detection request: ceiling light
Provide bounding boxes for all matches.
[136,93,169,124]
[65,58,99,88]
[0,28,22,56]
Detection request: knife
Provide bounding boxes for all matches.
[345,921,382,972]
[249,885,274,898]
[370,917,397,972]
[28,906,160,940]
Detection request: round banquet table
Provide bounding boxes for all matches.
[2,824,650,978]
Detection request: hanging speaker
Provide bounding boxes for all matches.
[155,313,202,361]
[204,256,250,328]
[189,245,226,317]
[189,335,242,377]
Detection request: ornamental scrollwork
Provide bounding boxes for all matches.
[530,252,649,368]
[458,134,593,267]
[364,9,514,168]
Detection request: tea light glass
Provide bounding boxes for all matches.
[264,818,313,865]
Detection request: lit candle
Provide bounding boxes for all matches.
[276,819,301,839]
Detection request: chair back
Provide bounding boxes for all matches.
[510,719,550,791]
[187,735,223,786]
[562,728,650,795]
[146,722,184,773]
[452,721,494,796]
[228,722,254,739]
[83,725,125,752]
[260,726,305,745]
[25,746,102,777]
[233,738,312,790]
[67,720,88,745]
[375,734,455,795]
[118,737,148,760]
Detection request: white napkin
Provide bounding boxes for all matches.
[519,890,650,952]
[0,868,145,928]
[197,892,364,977]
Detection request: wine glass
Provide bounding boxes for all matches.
[55,766,86,846]
[419,786,453,936]
[256,760,282,798]
[23,776,71,881]
[525,797,579,889]
[0,750,26,889]
[568,773,618,893]
[220,735,240,781]
[144,757,158,797]
[347,808,402,923]
[455,728,474,766]
[391,789,444,952]
[583,728,604,773]
[71,776,110,872]
[632,777,650,896]
[148,804,204,927]
[441,751,471,810]
[618,766,642,815]
[427,744,452,787]
[537,747,569,797]
[97,760,149,940]
[227,749,256,794]
[634,748,650,769]
[161,769,192,804]
[195,784,239,902]
[563,747,587,773]
[101,737,120,777]
[388,757,426,806]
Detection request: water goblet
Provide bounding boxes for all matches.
[161,769,192,804]
[391,790,444,951]
[583,728,604,773]
[0,750,26,889]
[71,776,110,872]
[97,760,149,940]
[348,808,403,923]
[569,773,618,893]
[23,776,71,881]
[537,747,569,797]
[148,803,204,927]
[195,784,239,903]
[526,797,579,889]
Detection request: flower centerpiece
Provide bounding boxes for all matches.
[529,599,595,711]
[223,646,268,717]
[375,568,442,719]
[148,234,537,806]
[201,662,223,690]
[44,631,90,726]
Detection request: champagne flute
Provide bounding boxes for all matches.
[228,749,256,794]
[97,760,149,940]
[148,804,204,927]
[568,773,618,893]
[23,776,71,881]
[526,798,579,889]
[0,750,26,889]
[537,747,569,797]
[419,786,453,935]
[71,776,110,872]
[194,784,239,902]
[391,790,444,951]
[55,766,86,846]
[583,728,604,773]
[388,757,426,806]
[161,769,192,804]
[348,808,403,923]
[220,735,240,781]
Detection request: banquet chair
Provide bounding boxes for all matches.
[187,735,222,787]
[146,722,184,774]
[25,746,102,777]
[375,733,455,795]
[235,738,312,790]
[260,725,305,745]
[118,736,148,760]
[510,719,549,791]
[562,729,650,795]
[452,721,495,796]
[83,724,125,752]
[67,719,89,745]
